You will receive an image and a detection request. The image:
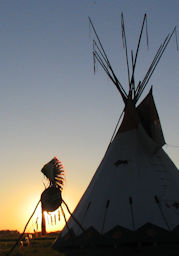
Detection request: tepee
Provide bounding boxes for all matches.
[54,15,178,252]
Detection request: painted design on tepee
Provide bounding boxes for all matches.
[54,14,178,243]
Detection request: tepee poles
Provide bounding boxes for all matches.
[121,13,130,89]
[89,17,127,102]
[88,15,178,148]
[130,14,148,99]
[136,26,177,101]
[90,15,177,106]
[120,13,148,100]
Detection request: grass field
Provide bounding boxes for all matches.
[0,234,64,256]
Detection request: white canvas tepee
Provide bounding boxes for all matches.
[54,15,178,250]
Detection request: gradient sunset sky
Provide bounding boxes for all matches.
[0,0,178,233]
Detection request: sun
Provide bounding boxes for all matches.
[44,209,65,232]
[30,205,67,233]
[22,196,67,233]
[20,186,76,234]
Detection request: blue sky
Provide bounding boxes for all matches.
[0,0,178,231]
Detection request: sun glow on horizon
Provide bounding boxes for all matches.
[19,194,76,234]
[6,178,82,234]
[23,204,68,234]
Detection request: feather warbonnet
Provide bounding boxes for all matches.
[40,157,65,234]
[41,156,65,190]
